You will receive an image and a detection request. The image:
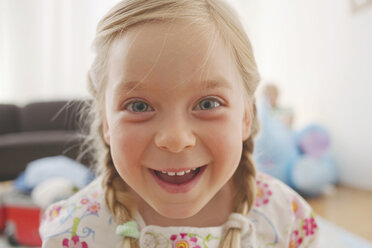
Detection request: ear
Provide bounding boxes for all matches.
[242,108,252,141]
[102,115,111,145]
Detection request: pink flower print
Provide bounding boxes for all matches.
[170,233,200,248]
[257,172,273,181]
[41,211,48,222]
[87,201,100,214]
[49,205,61,221]
[289,230,303,248]
[80,198,89,205]
[92,191,99,199]
[189,237,198,243]
[255,180,272,207]
[62,235,88,248]
[291,197,304,219]
[302,217,318,236]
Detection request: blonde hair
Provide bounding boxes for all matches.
[84,0,261,247]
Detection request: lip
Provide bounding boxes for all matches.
[152,167,198,173]
[149,165,207,194]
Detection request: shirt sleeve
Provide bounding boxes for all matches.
[287,193,320,247]
[251,173,320,247]
[39,179,121,248]
[39,200,74,248]
[41,235,66,248]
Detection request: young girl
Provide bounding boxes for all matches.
[40,0,319,247]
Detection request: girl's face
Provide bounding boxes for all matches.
[103,20,251,221]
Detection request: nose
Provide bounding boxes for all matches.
[154,116,196,153]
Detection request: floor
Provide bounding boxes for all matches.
[0,236,29,248]
[306,184,372,243]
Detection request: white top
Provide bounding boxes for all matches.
[40,172,319,248]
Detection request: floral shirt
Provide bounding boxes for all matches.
[40,173,319,248]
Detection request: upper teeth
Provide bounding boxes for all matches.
[160,169,194,176]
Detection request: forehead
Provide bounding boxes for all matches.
[107,20,242,93]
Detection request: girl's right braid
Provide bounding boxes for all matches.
[87,69,139,247]
[87,65,132,224]
[101,147,139,248]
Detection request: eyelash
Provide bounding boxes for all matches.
[122,97,223,113]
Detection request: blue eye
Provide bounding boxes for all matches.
[125,100,153,112]
[195,98,221,110]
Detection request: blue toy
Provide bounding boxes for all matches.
[13,155,95,193]
[254,99,300,184]
[296,124,330,159]
[254,99,338,197]
[291,155,338,197]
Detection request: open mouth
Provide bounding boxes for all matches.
[152,166,205,185]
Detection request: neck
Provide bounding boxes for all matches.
[136,181,235,227]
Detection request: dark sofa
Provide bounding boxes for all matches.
[0,100,88,181]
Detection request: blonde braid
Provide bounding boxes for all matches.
[86,67,140,248]
[102,149,139,248]
[219,101,259,248]
[95,125,139,247]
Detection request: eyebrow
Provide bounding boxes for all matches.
[117,81,144,93]
[200,79,233,91]
[116,79,233,94]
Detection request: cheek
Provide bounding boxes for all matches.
[198,115,244,173]
[215,129,243,170]
[109,122,152,175]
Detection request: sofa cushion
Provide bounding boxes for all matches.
[0,104,20,135]
[0,131,83,181]
[0,130,80,146]
[19,101,83,132]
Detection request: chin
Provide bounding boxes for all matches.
[155,202,203,219]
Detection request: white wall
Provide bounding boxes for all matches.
[0,0,118,105]
[242,0,372,190]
